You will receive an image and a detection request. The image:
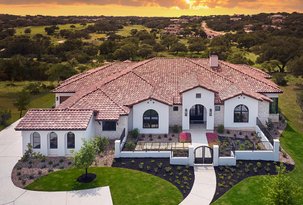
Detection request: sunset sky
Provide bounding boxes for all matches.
[0,0,302,16]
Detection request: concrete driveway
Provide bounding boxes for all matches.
[0,120,113,205]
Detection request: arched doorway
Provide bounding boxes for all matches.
[189,104,206,124]
[194,146,213,164]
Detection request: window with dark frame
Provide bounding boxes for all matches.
[234,104,249,123]
[196,93,201,98]
[67,132,75,149]
[102,121,116,131]
[49,132,58,149]
[269,98,279,114]
[143,109,159,128]
[215,106,221,111]
[173,106,179,111]
[32,132,41,149]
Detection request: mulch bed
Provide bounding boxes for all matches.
[212,160,295,202]
[112,158,194,198]
[77,173,97,183]
[12,157,73,188]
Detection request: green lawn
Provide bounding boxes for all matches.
[15,23,93,36]
[116,25,151,37]
[0,81,54,130]
[15,23,95,44]
[213,76,303,205]
[26,167,183,205]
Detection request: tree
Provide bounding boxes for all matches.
[47,63,78,81]
[44,25,58,35]
[99,40,117,55]
[113,43,137,60]
[74,139,97,179]
[227,52,253,65]
[189,40,206,53]
[138,44,154,58]
[160,34,179,50]
[257,37,300,72]
[170,42,188,54]
[14,90,30,118]
[263,164,302,205]
[24,28,31,34]
[0,110,11,126]
[288,55,303,76]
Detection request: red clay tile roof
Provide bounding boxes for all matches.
[15,109,94,130]
[53,57,282,120]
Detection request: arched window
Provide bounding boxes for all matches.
[31,132,41,149]
[143,109,159,128]
[67,132,75,149]
[49,132,58,149]
[234,105,249,123]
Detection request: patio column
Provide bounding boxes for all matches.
[188,145,194,166]
[213,145,219,166]
[273,139,280,162]
[115,140,121,158]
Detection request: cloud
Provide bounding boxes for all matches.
[0,0,188,8]
[0,0,302,12]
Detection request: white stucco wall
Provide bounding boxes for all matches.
[258,101,270,125]
[128,109,133,131]
[21,116,95,156]
[55,93,74,107]
[182,87,215,130]
[214,105,224,127]
[169,105,182,126]
[132,99,169,134]
[95,116,128,139]
[224,95,258,129]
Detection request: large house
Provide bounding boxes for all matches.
[15,56,282,156]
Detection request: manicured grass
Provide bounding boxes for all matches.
[15,23,92,36]
[116,25,151,37]
[213,76,303,204]
[15,23,94,44]
[26,167,183,205]
[0,81,54,130]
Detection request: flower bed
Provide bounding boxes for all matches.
[212,160,294,202]
[112,158,194,198]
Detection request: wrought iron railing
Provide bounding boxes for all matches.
[256,118,274,145]
[119,128,126,144]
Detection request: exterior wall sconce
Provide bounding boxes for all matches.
[209,108,212,116]
[185,109,188,116]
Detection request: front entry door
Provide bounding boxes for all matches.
[190,105,204,124]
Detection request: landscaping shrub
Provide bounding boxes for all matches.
[124,141,136,151]
[21,144,46,162]
[93,136,109,154]
[129,128,140,140]
[172,125,182,133]
[217,125,224,134]
[24,82,44,95]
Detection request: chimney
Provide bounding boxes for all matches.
[209,54,219,70]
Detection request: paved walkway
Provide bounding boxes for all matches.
[180,165,216,205]
[0,120,113,205]
[190,124,209,148]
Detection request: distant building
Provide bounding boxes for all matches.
[164,23,183,35]
[244,24,254,33]
[270,14,286,24]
